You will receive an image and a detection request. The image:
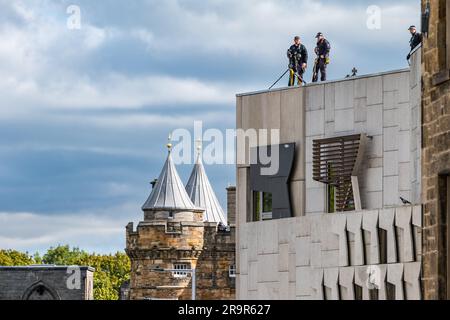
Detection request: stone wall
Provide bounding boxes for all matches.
[237,206,422,300]
[421,0,450,300]
[126,220,236,300]
[0,266,94,300]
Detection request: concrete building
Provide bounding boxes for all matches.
[235,42,423,299]
[126,144,236,300]
[0,266,94,300]
[421,0,450,300]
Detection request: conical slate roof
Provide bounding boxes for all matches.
[186,154,227,224]
[142,147,197,212]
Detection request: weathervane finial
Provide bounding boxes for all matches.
[167,133,173,152]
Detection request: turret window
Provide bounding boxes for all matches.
[173,264,189,278]
[229,265,236,278]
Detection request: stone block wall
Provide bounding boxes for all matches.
[421,0,450,300]
[0,266,94,300]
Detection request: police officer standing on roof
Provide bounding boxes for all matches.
[287,36,308,86]
[312,32,331,83]
[407,25,422,60]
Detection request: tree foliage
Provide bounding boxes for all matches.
[0,246,130,300]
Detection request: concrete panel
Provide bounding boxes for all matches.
[335,109,355,132]
[354,78,367,99]
[261,91,281,131]
[324,268,340,300]
[310,243,322,268]
[398,131,411,163]
[387,264,404,300]
[383,176,399,206]
[290,180,305,218]
[240,249,249,275]
[363,167,383,192]
[384,126,399,152]
[278,218,292,245]
[383,108,398,128]
[257,254,279,283]
[295,237,311,267]
[404,262,421,300]
[399,163,411,191]
[257,282,280,300]
[395,207,414,263]
[366,76,383,105]
[383,91,396,110]
[306,187,326,214]
[305,85,325,111]
[367,104,383,135]
[363,191,383,210]
[367,135,383,159]
[335,80,354,110]
[362,210,380,265]
[398,103,411,131]
[257,221,279,255]
[296,266,312,297]
[237,97,242,131]
[379,209,397,263]
[383,151,399,177]
[306,110,325,137]
[279,272,291,300]
[238,274,248,300]
[289,253,296,282]
[247,223,258,262]
[354,98,367,122]
[324,83,335,123]
[339,267,355,300]
[279,244,290,272]
[321,250,340,268]
[249,262,258,291]
[281,89,305,181]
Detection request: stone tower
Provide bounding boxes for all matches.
[126,142,235,300]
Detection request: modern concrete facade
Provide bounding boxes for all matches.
[235,48,422,300]
[0,266,94,300]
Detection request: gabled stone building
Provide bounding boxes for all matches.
[126,144,235,300]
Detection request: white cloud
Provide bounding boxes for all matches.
[0,203,141,254]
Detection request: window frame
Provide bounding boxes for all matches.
[229,264,236,278]
[172,263,190,278]
[252,191,273,222]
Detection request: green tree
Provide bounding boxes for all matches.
[0,250,35,266]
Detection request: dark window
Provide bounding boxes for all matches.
[369,289,379,301]
[253,191,273,222]
[327,163,336,213]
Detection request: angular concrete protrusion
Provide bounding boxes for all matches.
[331,214,348,267]
[354,266,370,300]
[324,268,340,300]
[387,264,404,300]
[362,210,380,265]
[379,209,397,263]
[373,265,388,300]
[339,267,355,300]
[412,206,422,259]
[404,262,421,300]
[346,212,364,266]
[257,220,279,255]
[395,207,414,263]
[311,268,324,300]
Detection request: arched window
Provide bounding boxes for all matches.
[22,281,60,300]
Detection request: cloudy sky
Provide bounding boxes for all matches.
[0,0,420,254]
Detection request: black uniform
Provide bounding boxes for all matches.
[410,32,422,50]
[287,44,308,86]
[313,39,331,83]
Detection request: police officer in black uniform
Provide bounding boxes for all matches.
[407,25,422,60]
[287,36,308,86]
[312,32,331,83]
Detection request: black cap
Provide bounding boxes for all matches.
[315,32,324,38]
[408,25,416,30]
